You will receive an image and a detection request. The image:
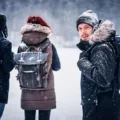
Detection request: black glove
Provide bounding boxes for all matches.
[77,50,90,71]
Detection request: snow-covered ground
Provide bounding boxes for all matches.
[2,47,82,120]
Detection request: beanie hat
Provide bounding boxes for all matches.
[20,16,52,35]
[76,10,99,30]
[0,13,8,38]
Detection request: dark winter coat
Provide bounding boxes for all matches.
[0,33,15,103]
[18,31,60,110]
[77,20,116,105]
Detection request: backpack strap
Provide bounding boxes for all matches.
[26,46,39,52]
[37,38,51,52]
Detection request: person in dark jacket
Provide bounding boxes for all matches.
[0,13,15,118]
[17,16,61,120]
[76,10,119,120]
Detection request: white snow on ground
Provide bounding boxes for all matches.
[2,47,82,120]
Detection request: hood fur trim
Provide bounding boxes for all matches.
[89,20,115,44]
[20,23,52,35]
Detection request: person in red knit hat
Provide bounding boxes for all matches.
[17,15,61,120]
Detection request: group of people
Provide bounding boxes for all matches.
[0,9,120,120]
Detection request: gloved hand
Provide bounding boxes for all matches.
[77,50,90,71]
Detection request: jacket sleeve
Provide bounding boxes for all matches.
[1,42,16,73]
[77,44,116,87]
[52,44,61,71]
[45,44,52,74]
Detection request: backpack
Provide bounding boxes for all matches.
[14,41,50,90]
[110,35,120,90]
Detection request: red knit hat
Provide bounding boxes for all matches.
[27,16,51,28]
[20,15,52,35]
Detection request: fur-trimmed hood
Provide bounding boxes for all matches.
[20,23,52,35]
[89,20,115,44]
[22,32,48,45]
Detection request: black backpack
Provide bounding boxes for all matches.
[110,35,120,90]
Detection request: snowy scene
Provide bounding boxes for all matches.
[0,0,120,120]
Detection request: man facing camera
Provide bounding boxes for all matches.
[76,10,120,120]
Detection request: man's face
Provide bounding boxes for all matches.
[78,23,93,41]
